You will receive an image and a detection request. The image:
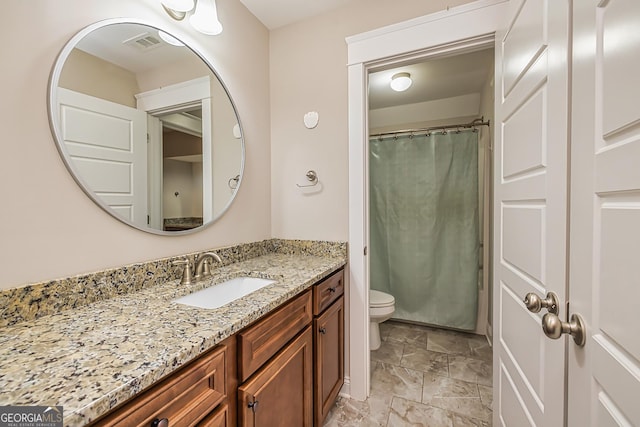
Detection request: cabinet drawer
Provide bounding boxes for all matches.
[197,403,228,427]
[92,344,227,427]
[313,269,344,315]
[238,290,312,382]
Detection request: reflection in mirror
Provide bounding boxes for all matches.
[49,20,244,234]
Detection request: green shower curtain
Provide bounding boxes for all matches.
[369,131,479,330]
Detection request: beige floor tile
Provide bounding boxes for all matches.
[388,396,454,427]
[422,372,479,402]
[327,323,493,427]
[371,340,404,365]
[384,322,429,347]
[401,344,449,376]
[372,362,424,403]
[477,385,493,410]
[323,396,386,427]
[451,413,491,427]
[422,372,491,421]
[448,355,492,386]
[468,337,492,362]
[387,396,491,427]
[427,331,473,356]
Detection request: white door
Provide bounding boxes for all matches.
[493,0,570,425]
[496,0,640,425]
[568,0,640,425]
[58,88,148,225]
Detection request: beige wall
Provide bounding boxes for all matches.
[59,48,140,107]
[0,0,270,289]
[269,0,475,241]
[163,159,203,219]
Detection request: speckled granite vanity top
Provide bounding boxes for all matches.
[0,241,346,426]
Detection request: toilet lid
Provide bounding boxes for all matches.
[370,289,395,307]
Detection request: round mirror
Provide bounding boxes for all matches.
[48,19,244,234]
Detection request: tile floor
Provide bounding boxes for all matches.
[324,320,493,427]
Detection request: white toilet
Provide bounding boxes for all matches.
[369,289,396,350]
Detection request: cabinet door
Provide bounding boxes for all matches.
[238,327,313,427]
[314,296,344,426]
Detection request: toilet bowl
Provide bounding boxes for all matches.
[369,289,395,350]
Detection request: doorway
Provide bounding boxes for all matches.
[346,0,508,403]
[367,49,494,337]
[154,107,205,231]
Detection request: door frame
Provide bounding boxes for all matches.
[346,0,509,401]
[136,76,213,225]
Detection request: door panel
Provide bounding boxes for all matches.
[499,361,535,425]
[601,0,640,135]
[599,206,640,358]
[494,0,569,425]
[569,0,640,425]
[502,205,545,283]
[502,88,546,178]
[58,88,147,224]
[501,285,544,398]
[502,0,546,96]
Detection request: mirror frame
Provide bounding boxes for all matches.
[47,18,245,235]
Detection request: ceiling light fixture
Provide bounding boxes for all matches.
[161,0,223,35]
[158,30,185,46]
[390,72,412,92]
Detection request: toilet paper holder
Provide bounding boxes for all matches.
[296,170,318,188]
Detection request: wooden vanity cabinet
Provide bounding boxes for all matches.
[237,289,314,427]
[237,289,313,382]
[238,327,314,427]
[91,335,236,427]
[91,268,344,427]
[312,269,345,426]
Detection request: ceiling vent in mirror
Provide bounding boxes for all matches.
[123,33,163,51]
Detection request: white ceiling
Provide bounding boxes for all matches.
[76,23,197,74]
[239,0,356,29]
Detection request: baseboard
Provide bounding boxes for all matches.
[338,376,353,400]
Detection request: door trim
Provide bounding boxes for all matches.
[346,0,508,401]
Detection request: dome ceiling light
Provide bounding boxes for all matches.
[390,72,412,92]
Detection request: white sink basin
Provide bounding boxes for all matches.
[173,277,276,309]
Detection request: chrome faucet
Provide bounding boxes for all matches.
[194,252,222,281]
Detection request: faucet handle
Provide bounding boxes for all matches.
[201,258,212,277]
[172,258,193,285]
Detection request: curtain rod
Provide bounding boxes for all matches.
[369,117,490,139]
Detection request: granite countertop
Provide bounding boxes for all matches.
[0,252,345,426]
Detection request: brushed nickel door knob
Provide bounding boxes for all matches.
[542,312,586,347]
[523,291,559,315]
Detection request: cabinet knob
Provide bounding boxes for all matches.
[328,287,336,293]
[248,400,259,413]
[319,327,327,334]
[151,418,169,427]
